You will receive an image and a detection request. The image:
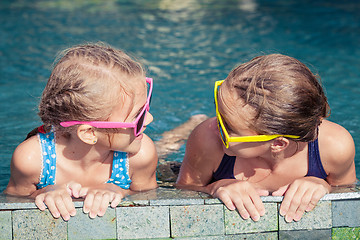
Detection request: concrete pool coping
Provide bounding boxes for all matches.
[1,183,360,239]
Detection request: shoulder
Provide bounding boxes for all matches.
[11,135,43,176]
[185,117,224,158]
[318,120,356,184]
[177,117,224,186]
[128,134,157,169]
[127,134,158,191]
[319,120,355,160]
[5,135,42,195]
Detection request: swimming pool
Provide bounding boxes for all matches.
[1,0,359,191]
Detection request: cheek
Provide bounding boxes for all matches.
[227,142,269,157]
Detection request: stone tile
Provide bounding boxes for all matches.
[261,195,283,203]
[224,232,278,240]
[279,201,332,230]
[124,187,203,206]
[0,211,12,239]
[279,229,331,240]
[198,192,222,204]
[67,208,116,240]
[0,193,37,210]
[224,203,278,234]
[118,199,150,207]
[332,200,360,227]
[332,227,360,240]
[170,204,224,238]
[151,198,204,206]
[12,209,67,240]
[116,206,170,239]
[149,188,203,206]
[174,236,225,240]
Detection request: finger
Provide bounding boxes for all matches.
[43,196,61,219]
[272,184,289,196]
[62,194,77,217]
[89,192,104,218]
[242,194,264,221]
[67,182,82,198]
[257,189,270,197]
[83,192,94,214]
[279,184,298,217]
[293,189,313,221]
[284,186,307,223]
[110,193,122,208]
[305,189,324,212]
[79,187,89,198]
[35,194,47,211]
[98,193,111,217]
[251,192,266,217]
[53,196,72,221]
[232,198,250,220]
[216,189,236,211]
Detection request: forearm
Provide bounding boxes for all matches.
[175,181,213,195]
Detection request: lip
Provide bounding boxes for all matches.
[136,133,144,140]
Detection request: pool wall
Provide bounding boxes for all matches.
[1,187,359,239]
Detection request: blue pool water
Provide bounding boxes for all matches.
[1,0,359,191]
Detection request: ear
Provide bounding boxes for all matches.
[77,125,98,145]
[270,137,290,153]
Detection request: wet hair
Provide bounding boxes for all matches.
[38,43,145,133]
[224,54,330,142]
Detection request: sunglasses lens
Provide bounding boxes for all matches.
[136,110,146,135]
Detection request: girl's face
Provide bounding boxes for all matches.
[96,78,153,154]
[217,84,271,158]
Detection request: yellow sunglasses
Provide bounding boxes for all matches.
[214,80,300,148]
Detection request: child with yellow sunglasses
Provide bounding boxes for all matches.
[177,54,356,222]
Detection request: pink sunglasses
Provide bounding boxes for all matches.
[60,77,153,137]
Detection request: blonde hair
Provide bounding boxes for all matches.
[225,54,330,142]
[38,43,145,132]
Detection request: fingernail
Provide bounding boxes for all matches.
[83,207,89,214]
[285,216,293,223]
[280,210,286,216]
[89,212,96,219]
[242,213,250,220]
[294,214,302,221]
[253,215,260,221]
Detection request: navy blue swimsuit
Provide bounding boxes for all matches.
[211,139,327,182]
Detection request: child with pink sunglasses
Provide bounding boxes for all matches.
[5,43,158,221]
[177,54,356,223]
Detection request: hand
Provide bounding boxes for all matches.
[79,183,127,218]
[272,177,330,222]
[210,179,269,221]
[34,182,81,221]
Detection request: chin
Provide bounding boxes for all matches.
[124,141,142,154]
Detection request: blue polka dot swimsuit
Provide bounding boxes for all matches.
[36,129,132,190]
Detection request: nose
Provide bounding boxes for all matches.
[144,112,154,126]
